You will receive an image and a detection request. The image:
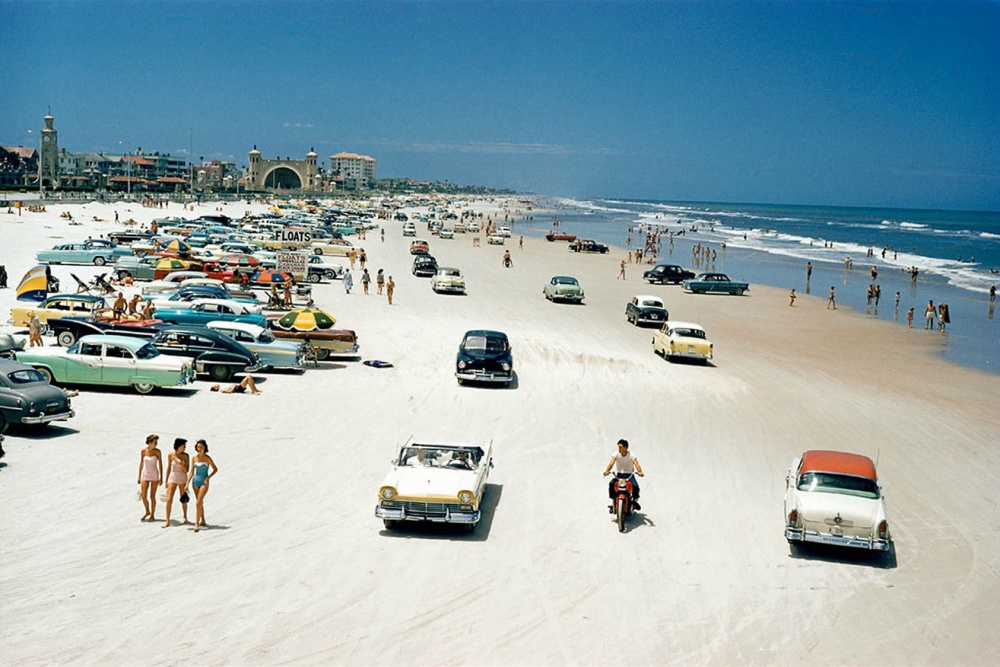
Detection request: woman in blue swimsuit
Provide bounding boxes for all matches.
[187,439,218,532]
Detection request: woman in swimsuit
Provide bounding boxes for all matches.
[162,438,190,528]
[136,434,163,522]
[188,439,218,532]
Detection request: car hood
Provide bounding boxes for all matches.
[383,466,478,499]
[794,490,883,529]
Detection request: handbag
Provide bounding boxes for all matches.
[180,491,190,503]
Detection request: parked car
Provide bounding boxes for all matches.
[569,239,610,253]
[10,294,108,328]
[306,255,344,280]
[543,276,585,303]
[375,438,494,531]
[625,295,669,326]
[146,287,262,313]
[0,358,75,432]
[141,271,211,295]
[652,321,713,363]
[266,323,360,361]
[114,254,172,281]
[784,450,891,552]
[46,316,165,348]
[456,330,513,386]
[309,240,355,256]
[206,321,306,370]
[682,272,750,296]
[36,242,121,266]
[149,326,262,381]
[409,239,430,255]
[412,255,438,277]
[431,267,466,294]
[15,334,196,395]
[643,263,696,285]
[154,299,267,328]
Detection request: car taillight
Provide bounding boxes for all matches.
[787,509,798,525]
[877,520,888,539]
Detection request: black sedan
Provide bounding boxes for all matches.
[0,358,75,433]
[642,263,696,284]
[569,239,610,253]
[455,329,513,387]
[150,326,262,382]
[412,254,439,277]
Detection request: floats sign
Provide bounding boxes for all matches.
[275,229,312,244]
[276,251,308,279]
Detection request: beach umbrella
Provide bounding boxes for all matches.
[218,254,260,269]
[155,258,191,271]
[252,269,293,285]
[163,239,192,253]
[16,265,50,302]
[275,308,336,331]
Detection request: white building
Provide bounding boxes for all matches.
[329,151,376,189]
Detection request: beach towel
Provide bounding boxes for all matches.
[363,359,394,368]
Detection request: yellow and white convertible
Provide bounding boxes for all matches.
[376,439,493,531]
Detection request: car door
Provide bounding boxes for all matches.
[65,341,104,383]
[100,343,138,385]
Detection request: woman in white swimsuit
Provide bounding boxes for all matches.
[136,434,163,522]
[162,438,190,528]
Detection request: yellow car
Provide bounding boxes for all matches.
[10,294,108,328]
[652,320,713,363]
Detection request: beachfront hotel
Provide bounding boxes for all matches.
[329,151,377,190]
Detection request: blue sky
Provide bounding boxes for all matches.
[3,0,997,210]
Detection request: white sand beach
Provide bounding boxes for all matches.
[1,198,998,666]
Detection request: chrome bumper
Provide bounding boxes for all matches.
[20,409,75,425]
[785,527,890,551]
[375,505,480,524]
[455,371,511,383]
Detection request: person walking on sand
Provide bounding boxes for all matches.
[376,269,385,295]
[618,259,626,280]
[0,264,8,288]
[907,307,914,328]
[137,434,163,522]
[827,286,836,310]
[162,438,190,528]
[343,270,353,294]
[348,249,357,270]
[359,249,367,271]
[789,289,796,306]
[361,268,371,294]
[283,279,293,308]
[386,275,395,305]
[519,235,523,251]
[924,300,936,329]
[188,439,218,532]
[28,311,43,347]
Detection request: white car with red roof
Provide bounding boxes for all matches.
[784,449,891,551]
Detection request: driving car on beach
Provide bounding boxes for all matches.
[784,449,891,552]
[375,438,494,531]
[412,255,438,277]
[455,329,512,386]
[409,239,430,255]
[643,263,696,285]
[682,272,749,295]
[431,267,466,294]
[569,239,610,253]
[543,276,585,303]
[652,321,713,363]
[625,295,668,326]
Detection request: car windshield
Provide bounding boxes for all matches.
[674,328,706,339]
[464,335,506,352]
[796,472,880,499]
[134,343,161,360]
[6,368,47,384]
[400,447,480,468]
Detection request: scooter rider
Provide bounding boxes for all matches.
[603,438,644,511]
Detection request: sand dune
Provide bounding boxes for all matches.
[1,198,998,666]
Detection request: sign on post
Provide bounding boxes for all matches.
[276,251,308,280]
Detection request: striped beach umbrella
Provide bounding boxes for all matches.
[16,265,51,302]
[275,308,336,331]
[163,239,193,253]
[155,258,191,271]
[218,254,260,269]
[252,269,293,285]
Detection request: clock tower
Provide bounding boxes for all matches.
[39,109,59,190]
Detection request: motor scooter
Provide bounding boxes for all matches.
[606,472,635,532]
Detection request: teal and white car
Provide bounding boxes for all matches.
[36,241,129,266]
[15,335,196,394]
[206,321,306,370]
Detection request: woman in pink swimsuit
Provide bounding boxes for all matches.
[162,438,190,528]
[136,434,163,522]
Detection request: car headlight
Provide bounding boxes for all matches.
[458,491,473,504]
[380,487,396,500]
[501,362,511,371]
[457,360,467,369]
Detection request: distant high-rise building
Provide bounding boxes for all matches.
[329,152,376,189]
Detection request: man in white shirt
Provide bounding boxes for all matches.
[603,439,644,510]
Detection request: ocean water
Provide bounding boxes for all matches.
[517,198,1000,374]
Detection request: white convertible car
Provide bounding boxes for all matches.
[376,439,493,531]
[784,449,891,552]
